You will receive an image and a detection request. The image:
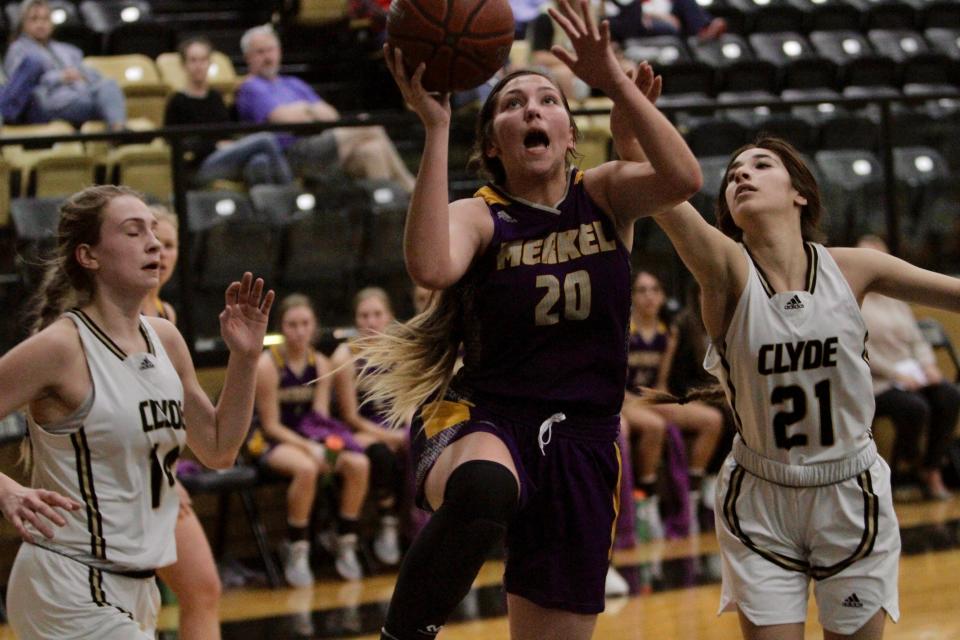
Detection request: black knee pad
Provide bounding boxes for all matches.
[441,459,519,525]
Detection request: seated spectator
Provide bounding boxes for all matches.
[331,287,409,566]
[235,24,415,192]
[858,235,958,500]
[622,271,723,537]
[0,0,125,129]
[249,294,371,584]
[164,37,293,188]
[606,0,726,42]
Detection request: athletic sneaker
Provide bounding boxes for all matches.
[283,540,314,588]
[604,565,629,597]
[319,530,364,581]
[635,494,664,542]
[373,515,401,565]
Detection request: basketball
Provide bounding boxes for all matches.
[386,0,515,93]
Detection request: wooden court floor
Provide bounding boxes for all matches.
[2,498,959,639]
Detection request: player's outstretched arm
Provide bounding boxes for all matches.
[384,45,482,289]
[831,247,960,311]
[160,273,274,469]
[550,0,701,222]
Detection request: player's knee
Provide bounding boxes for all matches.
[441,460,518,526]
[291,457,321,484]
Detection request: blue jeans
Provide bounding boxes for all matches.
[0,54,126,126]
[193,132,294,186]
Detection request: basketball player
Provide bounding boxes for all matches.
[363,0,702,635]
[0,185,273,639]
[250,294,370,584]
[139,205,223,640]
[617,114,960,634]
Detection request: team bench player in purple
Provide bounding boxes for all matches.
[354,0,702,638]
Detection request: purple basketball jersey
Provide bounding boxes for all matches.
[453,168,632,417]
[626,321,670,392]
[269,345,319,429]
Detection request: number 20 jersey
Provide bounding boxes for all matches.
[704,243,874,465]
[453,168,632,418]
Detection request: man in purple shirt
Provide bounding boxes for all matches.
[235,25,415,191]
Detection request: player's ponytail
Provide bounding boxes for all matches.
[639,384,728,407]
[352,286,463,430]
[26,185,144,334]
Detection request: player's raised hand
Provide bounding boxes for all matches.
[611,61,662,161]
[219,272,274,359]
[384,44,451,129]
[0,478,81,543]
[549,0,627,96]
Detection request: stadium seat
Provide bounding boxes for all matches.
[844,0,920,30]
[358,178,412,279]
[0,121,85,196]
[924,27,960,61]
[690,154,731,221]
[621,35,692,65]
[748,32,838,90]
[4,0,79,28]
[817,111,880,150]
[297,0,349,23]
[687,33,778,92]
[868,29,955,85]
[10,197,64,288]
[83,54,169,125]
[694,0,750,34]
[28,152,97,198]
[748,112,818,151]
[814,149,886,244]
[920,0,960,29]
[105,21,175,58]
[891,146,956,250]
[79,0,153,33]
[808,30,899,88]
[741,0,806,33]
[682,116,751,156]
[657,92,715,128]
[787,0,862,32]
[107,144,172,203]
[782,87,848,124]
[717,89,781,127]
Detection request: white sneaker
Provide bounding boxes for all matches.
[373,515,401,565]
[604,565,629,597]
[635,495,664,542]
[337,533,364,581]
[283,540,314,588]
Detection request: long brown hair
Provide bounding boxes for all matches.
[26,185,145,334]
[467,69,581,186]
[716,136,825,243]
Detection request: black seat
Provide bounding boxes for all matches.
[782,87,848,124]
[868,28,955,85]
[249,183,317,226]
[816,111,880,150]
[682,116,750,156]
[844,0,920,30]
[621,35,693,65]
[892,146,955,249]
[786,0,862,32]
[809,30,900,88]
[925,27,960,60]
[104,21,174,57]
[749,32,838,90]
[920,0,960,29]
[11,197,63,289]
[178,464,282,588]
[79,0,153,33]
[749,112,818,151]
[717,89,781,127]
[917,317,960,381]
[741,0,806,33]
[691,154,731,222]
[688,33,778,92]
[358,179,413,289]
[814,149,887,243]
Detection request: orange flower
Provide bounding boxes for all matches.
[325,434,345,452]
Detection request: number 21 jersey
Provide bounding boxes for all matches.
[705,243,874,465]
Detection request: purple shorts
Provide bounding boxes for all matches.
[411,392,622,615]
[295,412,365,453]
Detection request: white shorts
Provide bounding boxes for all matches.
[6,543,159,640]
[715,454,900,635]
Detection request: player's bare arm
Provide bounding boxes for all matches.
[831,246,960,311]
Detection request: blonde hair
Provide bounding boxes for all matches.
[352,287,463,429]
[150,204,179,231]
[27,185,144,335]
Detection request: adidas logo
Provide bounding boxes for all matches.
[139,358,155,371]
[842,593,864,608]
[497,210,518,223]
[784,294,805,310]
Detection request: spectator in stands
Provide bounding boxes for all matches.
[249,294,371,584]
[331,288,410,566]
[138,205,222,640]
[858,235,958,500]
[0,0,126,128]
[235,24,416,192]
[164,37,293,188]
[606,0,726,43]
[622,270,723,536]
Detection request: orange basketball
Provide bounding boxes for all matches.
[386,0,515,93]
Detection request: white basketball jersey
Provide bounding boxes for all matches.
[705,243,874,465]
[27,310,186,571]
